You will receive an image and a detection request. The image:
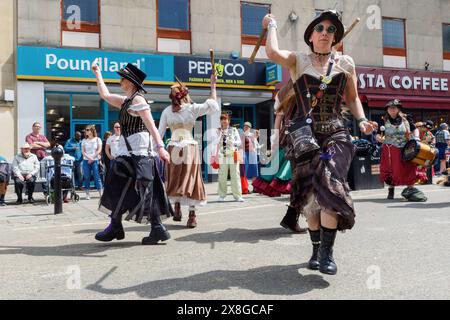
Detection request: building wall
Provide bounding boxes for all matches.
[0,0,16,161]
[17,81,45,148]
[18,0,60,46]
[101,0,157,52]
[16,0,450,72]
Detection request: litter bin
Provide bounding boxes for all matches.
[347,140,384,191]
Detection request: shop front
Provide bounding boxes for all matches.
[16,46,280,180]
[357,66,450,131]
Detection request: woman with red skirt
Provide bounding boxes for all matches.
[376,99,427,201]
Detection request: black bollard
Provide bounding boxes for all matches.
[51,145,64,215]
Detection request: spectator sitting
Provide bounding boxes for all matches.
[0,155,10,206]
[26,122,50,160]
[64,131,83,190]
[12,143,40,204]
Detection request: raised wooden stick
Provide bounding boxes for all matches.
[209,49,216,75]
[343,17,360,39]
[248,28,268,64]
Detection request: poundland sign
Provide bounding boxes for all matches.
[17,46,174,83]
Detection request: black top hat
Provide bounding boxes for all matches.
[117,63,147,93]
[304,10,345,52]
[385,99,403,110]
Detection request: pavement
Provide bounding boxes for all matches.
[0,181,449,300]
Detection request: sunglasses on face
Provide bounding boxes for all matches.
[114,126,121,129]
[314,24,337,34]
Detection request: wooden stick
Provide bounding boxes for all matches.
[248,28,268,64]
[343,17,360,39]
[209,49,216,75]
[333,17,360,52]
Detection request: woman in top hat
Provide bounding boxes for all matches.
[92,62,173,245]
[375,99,426,201]
[263,10,375,275]
[158,74,220,228]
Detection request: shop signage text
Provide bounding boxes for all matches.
[174,56,277,88]
[17,46,174,83]
[357,67,450,97]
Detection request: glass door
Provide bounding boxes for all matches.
[72,121,104,141]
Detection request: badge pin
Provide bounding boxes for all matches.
[319,83,327,91]
[321,76,332,84]
[306,118,312,124]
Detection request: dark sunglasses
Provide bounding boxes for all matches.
[314,24,337,34]
[114,126,121,129]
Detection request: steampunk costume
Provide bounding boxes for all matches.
[159,95,220,228]
[96,63,172,245]
[379,99,426,201]
[276,10,362,275]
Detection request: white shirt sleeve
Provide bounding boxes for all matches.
[191,99,220,118]
[158,109,168,142]
[127,103,151,117]
[233,128,242,148]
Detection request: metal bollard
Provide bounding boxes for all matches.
[51,145,64,214]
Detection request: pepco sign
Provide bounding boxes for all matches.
[175,56,269,88]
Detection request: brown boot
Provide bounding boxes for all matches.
[173,202,182,222]
[187,211,197,228]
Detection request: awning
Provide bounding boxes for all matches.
[360,94,450,110]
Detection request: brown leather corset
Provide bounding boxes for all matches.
[293,73,348,134]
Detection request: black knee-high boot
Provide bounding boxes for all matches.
[95,217,125,242]
[141,211,171,245]
[318,226,338,275]
[307,229,321,270]
[387,187,395,199]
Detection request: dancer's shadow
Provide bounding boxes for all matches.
[174,228,300,245]
[353,198,407,204]
[0,242,140,258]
[87,264,329,299]
[74,223,189,235]
[387,202,450,209]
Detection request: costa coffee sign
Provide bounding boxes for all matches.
[356,67,450,97]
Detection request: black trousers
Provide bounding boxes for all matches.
[14,176,36,199]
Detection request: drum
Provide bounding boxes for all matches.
[402,140,438,167]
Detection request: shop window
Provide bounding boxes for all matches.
[241,2,270,59]
[61,0,100,48]
[443,24,450,71]
[157,0,191,54]
[382,18,406,68]
[72,94,103,119]
[45,94,71,144]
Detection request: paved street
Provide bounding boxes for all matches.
[0,182,449,300]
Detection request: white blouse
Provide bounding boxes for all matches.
[290,52,355,82]
[158,99,220,147]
